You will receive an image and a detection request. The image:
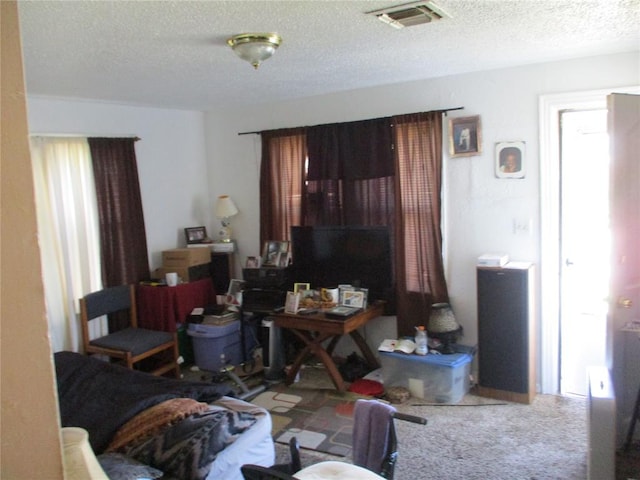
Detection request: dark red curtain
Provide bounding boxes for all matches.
[392,112,449,335]
[89,138,150,288]
[259,128,307,244]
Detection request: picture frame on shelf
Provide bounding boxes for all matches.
[184,226,208,245]
[449,115,482,157]
[495,141,526,179]
[278,251,291,268]
[245,256,260,268]
[262,240,290,267]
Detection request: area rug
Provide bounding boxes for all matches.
[251,384,372,456]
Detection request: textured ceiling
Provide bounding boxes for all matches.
[17,0,640,111]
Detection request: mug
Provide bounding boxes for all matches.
[165,272,178,287]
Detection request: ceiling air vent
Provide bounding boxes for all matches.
[367,1,451,29]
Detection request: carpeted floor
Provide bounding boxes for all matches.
[268,364,639,480]
[182,361,638,479]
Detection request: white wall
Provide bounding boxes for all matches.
[25,52,639,382]
[26,98,210,270]
[204,52,639,361]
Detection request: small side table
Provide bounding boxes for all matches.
[273,302,385,391]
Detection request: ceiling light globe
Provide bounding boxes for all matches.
[227,33,282,69]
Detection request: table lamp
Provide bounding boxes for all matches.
[427,302,462,354]
[214,195,239,243]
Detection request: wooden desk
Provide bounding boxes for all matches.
[273,302,384,391]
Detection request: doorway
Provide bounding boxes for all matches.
[559,109,609,396]
[540,86,639,396]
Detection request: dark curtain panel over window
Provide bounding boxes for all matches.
[307,118,394,181]
[89,138,150,291]
[305,118,395,226]
[259,128,307,245]
[392,112,449,336]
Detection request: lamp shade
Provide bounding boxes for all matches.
[428,303,460,333]
[215,195,238,218]
[427,302,462,354]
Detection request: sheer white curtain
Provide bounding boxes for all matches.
[30,137,106,352]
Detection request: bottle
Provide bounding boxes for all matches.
[415,326,428,355]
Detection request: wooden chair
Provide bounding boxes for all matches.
[79,284,180,378]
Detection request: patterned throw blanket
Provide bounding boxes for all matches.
[107,398,210,451]
[111,400,257,480]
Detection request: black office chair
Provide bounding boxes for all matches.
[79,284,180,377]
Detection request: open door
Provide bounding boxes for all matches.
[608,92,640,448]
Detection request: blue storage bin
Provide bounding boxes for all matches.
[188,321,242,371]
[380,344,475,403]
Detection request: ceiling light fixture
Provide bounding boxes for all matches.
[227,33,282,70]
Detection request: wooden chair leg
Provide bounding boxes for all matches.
[173,338,181,378]
[126,352,134,370]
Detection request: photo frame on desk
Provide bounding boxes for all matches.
[294,283,311,294]
[342,290,366,309]
[225,279,245,306]
[285,291,301,314]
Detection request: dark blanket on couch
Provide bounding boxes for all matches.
[54,351,233,453]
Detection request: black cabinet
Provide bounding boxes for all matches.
[477,264,535,404]
[210,252,233,294]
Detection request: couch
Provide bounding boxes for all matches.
[54,351,275,480]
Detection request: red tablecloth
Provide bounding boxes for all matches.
[136,278,216,332]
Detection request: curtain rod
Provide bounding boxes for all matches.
[237,106,464,136]
[30,133,141,141]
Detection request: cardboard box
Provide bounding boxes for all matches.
[162,248,211,267]
[154,263,211,283]
[380,345,474,403]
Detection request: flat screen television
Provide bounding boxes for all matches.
[290,225,394,305]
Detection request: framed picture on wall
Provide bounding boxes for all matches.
[449,115,482,157]
[495,141,526,179]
